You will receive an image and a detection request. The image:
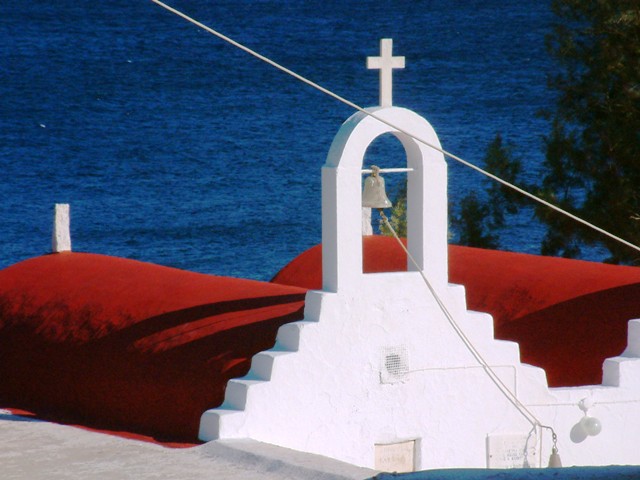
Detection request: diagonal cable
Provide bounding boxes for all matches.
[378,209,559,459]
[150,0,640,255]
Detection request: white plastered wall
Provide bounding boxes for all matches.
[199,106,640,470]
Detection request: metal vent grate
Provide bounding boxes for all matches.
[380,345,409,384]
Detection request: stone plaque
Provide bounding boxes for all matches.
[375,440,415,473]
[486,433,538,468]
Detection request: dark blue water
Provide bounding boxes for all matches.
[1,0,555,281]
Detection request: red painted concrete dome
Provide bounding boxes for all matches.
[0,252,306,443]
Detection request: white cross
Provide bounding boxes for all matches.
[367,38,405,107]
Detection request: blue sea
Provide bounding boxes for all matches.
[2,0,557,281]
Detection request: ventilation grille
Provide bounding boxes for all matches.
[380,345,409,384]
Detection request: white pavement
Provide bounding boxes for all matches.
[0,411,377,480]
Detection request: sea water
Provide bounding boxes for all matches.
[1,0,554,280]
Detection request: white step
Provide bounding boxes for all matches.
[199,408,246,441]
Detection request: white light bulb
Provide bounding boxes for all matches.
[580,416,602,436]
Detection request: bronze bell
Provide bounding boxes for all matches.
[362,165,392,209]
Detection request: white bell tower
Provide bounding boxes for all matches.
[322,37,448,292]
[200,38,549,472]
[322,105,448,292]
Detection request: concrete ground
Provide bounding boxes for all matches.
[5,411,640,480]
[0,410,377,480]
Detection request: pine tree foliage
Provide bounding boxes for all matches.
[380,183,407,238]
[451,134,526,249]
[453,192,500,249]
[539,0,640,263]
[381,134,525,249]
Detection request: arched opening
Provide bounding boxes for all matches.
[322,106,448,293]
[362,133,408,273]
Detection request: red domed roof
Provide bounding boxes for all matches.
[3,240,640,443]
[272,235,640,387]
[0,252,306,443]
